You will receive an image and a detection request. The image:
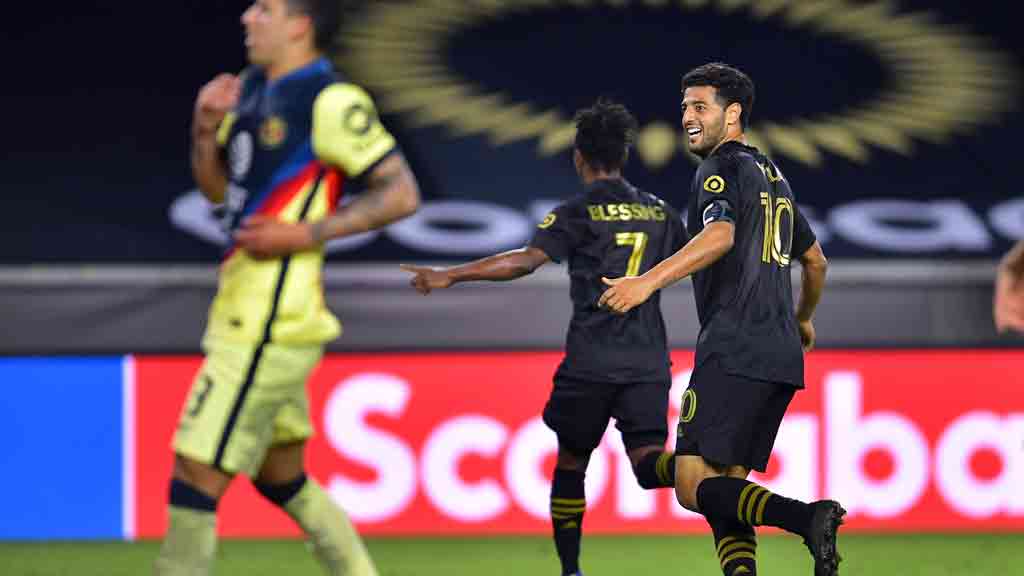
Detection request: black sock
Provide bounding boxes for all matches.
[696,477,812,539]
[253,474,307,507]
[709,516,757,575]
[169,478,218,512]
[634,451,675,489]
[550,468,586,576]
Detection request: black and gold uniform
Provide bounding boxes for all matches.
[530,177,687,455]
[676,141,817,471]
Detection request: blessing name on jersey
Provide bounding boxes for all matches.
[587,203,666,222]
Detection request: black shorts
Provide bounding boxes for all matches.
[542,375,670,457]
[675,357,794,473]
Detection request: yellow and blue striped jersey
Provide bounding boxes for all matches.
[206,58,397,347]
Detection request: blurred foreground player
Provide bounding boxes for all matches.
[994,240,1024,333]
[599,63,843,576]
[155,1,420,575]
[402,99,685,576]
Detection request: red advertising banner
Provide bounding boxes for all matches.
[133,351,1024,538]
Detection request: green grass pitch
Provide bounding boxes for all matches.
[2,534,1021,575]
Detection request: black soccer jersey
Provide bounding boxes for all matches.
[686,141,816,388]
[530,178,687,383]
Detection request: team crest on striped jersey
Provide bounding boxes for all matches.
[260,116,288,149]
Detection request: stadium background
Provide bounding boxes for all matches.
[1,0,1022,574]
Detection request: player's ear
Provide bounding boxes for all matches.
[725,102,742,127]
[288,11,314,44]
[573,149,585,177]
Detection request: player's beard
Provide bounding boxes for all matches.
[690,115,727,158]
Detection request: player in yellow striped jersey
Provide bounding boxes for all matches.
[155,1,420,575]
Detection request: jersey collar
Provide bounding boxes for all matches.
[265,57,332,91]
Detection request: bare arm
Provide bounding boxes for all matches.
[598,221,735,314]
[998,240,1024,280]
[796,240,828,323]
[401,247,550,294]
[645,221,735,291]
[191,125,228,204]
[994,240,1024,332]
[191,74,240,204]
[310,154,420,242]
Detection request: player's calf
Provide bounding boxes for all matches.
[550,468,587,576]
[697,476,815,541]
[254,474,378,576]
[709,517,757,576]
[154,478,219,576]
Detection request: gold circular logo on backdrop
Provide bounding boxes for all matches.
[703,175,726,194]
[337,1,1017,169]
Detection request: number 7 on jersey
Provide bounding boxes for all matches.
[616,232,648,276]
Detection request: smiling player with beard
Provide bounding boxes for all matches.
[600,62,843,576]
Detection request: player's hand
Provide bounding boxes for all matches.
[798,319,816,353]
[194,73,241,134]
[234,215,315,260]
[598,275,655,314]
[994,268,1024,333]
[399,264,453,295]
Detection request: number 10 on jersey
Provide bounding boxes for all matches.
[760,192,794,267]
[616,232,648,276]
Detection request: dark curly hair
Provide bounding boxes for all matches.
[573,98,639,172]
[681,62,755,129]
[285,0,344,53]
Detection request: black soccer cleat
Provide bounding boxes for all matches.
[805,500,846,576]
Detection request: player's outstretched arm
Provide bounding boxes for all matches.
[400,247,551,295]
[599,221,734,314]
[191,74,240,204]
[994,239,1024,333]
[796,240,828,352]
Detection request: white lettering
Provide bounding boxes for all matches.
[387,200,531,254]
[422,415,509,522]
[829,199,991,252]
[324,373,417,523]
[935,412,1024,518]
[604,429,655,519]
[750,415,818,503]
[988,198,1024,241]
[826,371,929,517]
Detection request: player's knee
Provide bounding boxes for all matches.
[630,452,668,490]
[556,445,590,471]
[173,454,232,500]
[673,456,709,512]
[253,473,307,508]
[674,478,700,512]
[169,477,219,513]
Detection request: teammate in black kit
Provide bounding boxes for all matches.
[599,63,843,576]
[402,99,686,576]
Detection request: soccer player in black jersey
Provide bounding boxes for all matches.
[600,63,843,576]
[402,100,686,576]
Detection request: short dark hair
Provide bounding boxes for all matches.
[681,62,755,129]
[573,98,639,172]
[285,0,344,53]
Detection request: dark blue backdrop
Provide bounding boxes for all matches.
[3,0,1021,263]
